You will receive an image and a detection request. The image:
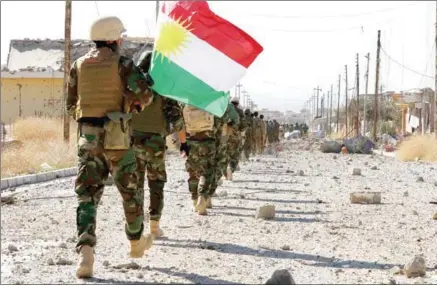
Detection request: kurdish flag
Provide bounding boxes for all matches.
[149,1,263,117]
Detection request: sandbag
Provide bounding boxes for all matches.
[320,140,342,153]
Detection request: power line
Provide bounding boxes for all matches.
[418,41,436,86]
[94,1,100,16]
[216,2,421,20]
[380,46,434,79]
[238,17,396,33]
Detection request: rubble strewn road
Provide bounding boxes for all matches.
[1,141,436,284]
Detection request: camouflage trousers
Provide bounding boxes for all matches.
[227,133,241,172]
[209,134,228,196]
[75,123,144,252]
[242,134,252,160]
[185,138,216,200]
[132,131,167,222]
[255,135,263,154]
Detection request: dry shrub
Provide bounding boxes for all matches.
[396,135,437,162]
[1,117,77,178]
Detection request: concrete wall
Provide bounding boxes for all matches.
[1,73,63,124]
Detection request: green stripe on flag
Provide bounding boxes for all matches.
[149,54,229,118]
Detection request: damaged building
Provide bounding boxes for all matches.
[1,38,154,124]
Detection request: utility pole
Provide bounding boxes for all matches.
[63,0,72,142]
[355,53,360,136]
[337,74,341,133]
[373,30,381,141]
[434,3,437,137]
[363,53,370,136]
[330,84,333,134]
[345,65,348,135]
[235,82,242,101]
[155,0,160,23]
[314,86,322,118]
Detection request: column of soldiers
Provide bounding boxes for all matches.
[66,16,280,279]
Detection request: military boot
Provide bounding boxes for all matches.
[196,196,208,215]
[226,166,233,181]
[129,234,153,258]
[192,199,198,212]
[206,197,212,209]
[76,245,94,278]
[150,220,164,238]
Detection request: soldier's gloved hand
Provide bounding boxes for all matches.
[180,142,189,156]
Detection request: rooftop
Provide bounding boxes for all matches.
[3,38,154,72]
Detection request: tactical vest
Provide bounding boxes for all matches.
[75,49,123,119]
[132,95,167,135]
[183,105,214,134]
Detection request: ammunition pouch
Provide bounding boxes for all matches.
[103,111,132,150]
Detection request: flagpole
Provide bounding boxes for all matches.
[155,1,159,23]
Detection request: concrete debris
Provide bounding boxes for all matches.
[113,262,141,270]
[350,192,381,204]
[58,242,67,249]
[8,244,18,252]
[280,245,290,251]
[56,258,73,266]
[390,266,402,275]
[47,258,55,266]
[255,204,276,220]
[265,269,296,285]
[351,168,362,176]
[432,213,437,220]
[403,255,426,278]
[103,260,110,267]
[217,190,228,197]
[416,176,424,183]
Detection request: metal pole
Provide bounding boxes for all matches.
[364,53,370,135]
[345,65,348,135]
[156,0,160,23]
[330,84,333,134]
[373,30,381,141]
[63,0,72,142]
[337,74,341,133]
[356,53,360,136]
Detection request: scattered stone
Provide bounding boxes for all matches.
[56,258,73,266]
[364,162,369,166]
[416,176,424,183]
[390,266,402,275]
[217,190,228,197]
[316,199,324,204]
[103,260,110,267]
[403,255,426,278]
[103,176,114,186]
[333,155,338,159]
[370,166,378,170]
[304,183,310,187]
[206,245,216,250]
[136,273,144,279]
[113,262,141,270]
[255,204,275,220]
[434,182,437,187]
[388,278,397,285]
[403,191,409,197]
[412,210,418,216]
[432,213,437,220]
[47,258,55,266]
[8,244,18,252]
[298,170,304,176]
[351,168,362,176]
[280,245,290,251]
[332,176,339,180]
[350,192,381,204]
[286,170,292,174]
[1,195,16,205]
[265,269,296,285]
[58,242,67,249]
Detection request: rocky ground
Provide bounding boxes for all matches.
[1,141,437,284]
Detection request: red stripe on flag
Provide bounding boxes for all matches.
[161,1,263,69]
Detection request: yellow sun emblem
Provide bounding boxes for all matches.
[154,17,193,62]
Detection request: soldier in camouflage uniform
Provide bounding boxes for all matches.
[207,101,239,208]
[131,51,187,239]
[259,114,267,153]
[183,105,218,215]
[252,112,263,154]
[66,16,154,278]
[242,109,253,161]
[227,97,248,175]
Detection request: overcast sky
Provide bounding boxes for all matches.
[1,1,435,112]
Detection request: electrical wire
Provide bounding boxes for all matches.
[94,1,100,16]
[380,46,433,79]
[418,41,436,87]
[216,2,421,20]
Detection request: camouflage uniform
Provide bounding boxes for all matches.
[254,117,263,154]
[227,105,248,172]
[260,117,267,153]
[131,94,184,223]
[209,103,239,196]
[242,110,253,160]
[67,47,154,252]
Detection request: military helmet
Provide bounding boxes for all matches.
[230,96,240,104]
[244,109,251,115]
[90,16,126,41]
